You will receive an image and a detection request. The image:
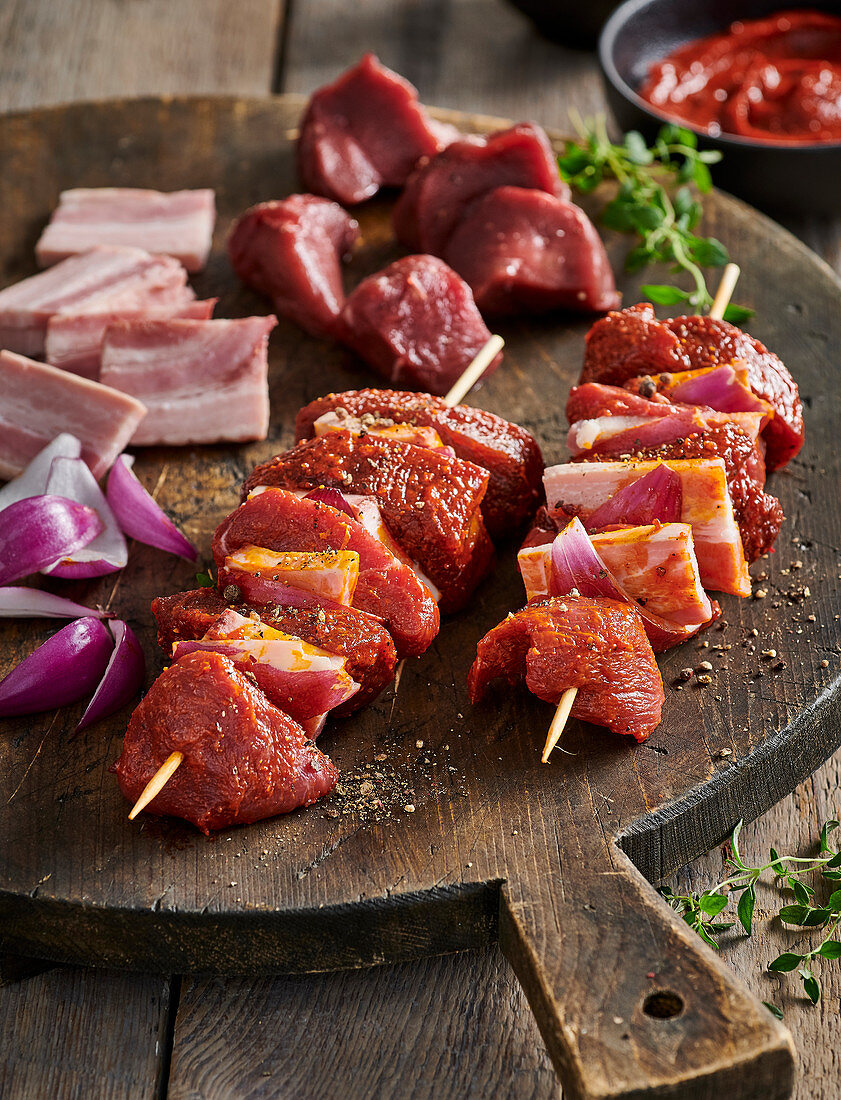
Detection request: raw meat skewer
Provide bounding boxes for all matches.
[541,263,742,763]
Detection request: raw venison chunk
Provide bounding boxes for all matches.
[228,195,358,339]
[340,255,502,395]
[0,246,189,357]
[36,188,216,272]
[444,186,619,315]
[99,316,276,446]
[297,53,457,205]
[393,123,570,254]
[0,350,146,480]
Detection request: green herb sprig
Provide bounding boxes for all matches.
[662,819,841,1014]
[558,115,753,324]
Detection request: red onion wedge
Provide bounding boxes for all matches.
[303,486,358,520]
[43,456,127,579]
[0,587,107,619]
[0,433,81,511]
[586,463,682,530]
[0,616,113,717]
[106,454,197,561]
[75,620,145,732]
[0,495,103,586]
[218,564,350,613]
[548,517,699,653]
[668,365,771,416]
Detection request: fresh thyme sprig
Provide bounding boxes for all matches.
[661,819,841,1015]
[557,114,753,324]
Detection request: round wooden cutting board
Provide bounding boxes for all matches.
[1,95,840,1100]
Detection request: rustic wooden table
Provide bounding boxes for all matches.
[0,2,838,1097]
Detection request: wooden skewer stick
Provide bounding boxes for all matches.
[709,262,741,321]
[128,750,184,820]
[542,265,742,764]
[443,334,505,408]
[541,687,577,763]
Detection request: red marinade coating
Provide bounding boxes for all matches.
[227,195,358,340]
[340,255,502,395]
[467,596,664,741]
[152,588,397,714]
[444,186,620,316]
[567,382,672,422]
[393,123,571,254]
[297,53,457,206]
[242,430,493,615]
[295,388,543,539]
[581,303,803,470]
[113,650,338,833]
[213,487,439,658]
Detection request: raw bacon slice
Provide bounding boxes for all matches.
[152,588,397,714]
[45,298,215,380]
[518,521,718,634]
[295,388,543,538]
[99,316,276,446]
[340,255,502,396]
[36,188,216,272]
[625,363,774,420]
[444,186,619,315]
[213,487,439,658]
[297,53,457,206]
[228,196,358,340]
[223,546,360,606]
[0,350,146,480]
[582,303,803,470]
[543,458,751,596]
[171,609,359,722]
[467,596,664,742]
[393,123,570,254]
[243,429,493,614]
[0,245,190,357]
[113,650,338,833]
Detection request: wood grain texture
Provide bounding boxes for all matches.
[0,0,286,110]
[0,965,171,1099]
[168,948,558,1100]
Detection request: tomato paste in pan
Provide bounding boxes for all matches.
[640,9,841,144]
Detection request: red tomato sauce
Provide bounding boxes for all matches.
[639,9,841,144]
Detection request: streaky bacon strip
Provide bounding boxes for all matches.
[100,316,276,446]
[518,521,718,634]
[45,297,216,380]
[0,350,146,480]
[36,188,216,272]
[467,596,664,742]
[0,245,190,357]
[543,457,751,597]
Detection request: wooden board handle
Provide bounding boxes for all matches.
[500,845,796,1100]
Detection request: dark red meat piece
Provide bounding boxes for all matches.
[581,303,803,470]
[242,430,493,614]
[297,53,457,206]
[340,255,502,395]
[467,596,664,741]
[152,588,397,714]
[227,195,358,340]
[114,650,338,833]
[213,488,439,658]
[295,388,543,539]
[444,186,619,316]
[393,123,570,254]
[567,382,672,423]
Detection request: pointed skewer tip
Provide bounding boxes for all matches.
[541,687,578,763]
[128,750,184,820]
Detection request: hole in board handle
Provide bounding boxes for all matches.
[642,990,684,1019]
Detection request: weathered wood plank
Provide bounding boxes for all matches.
[0,0,286,111]
[168,947,558,1099]
[281,0,605,122]
[0,966,171,1099]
